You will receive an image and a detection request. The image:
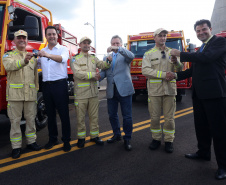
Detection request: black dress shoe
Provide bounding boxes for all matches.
[149,139,161,150]
[77,139,85,148]
[27,142,42,151]
[90,137,104,146]
[185,153,211,161]
[44,140,59,149]
[107,135,121,143]
[124,140,132,151]
[165,142,174,153]
[12,148,22,159]
[63,142,71,152]
[215,168,226,180]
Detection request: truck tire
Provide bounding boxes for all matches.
[35,92,48,130]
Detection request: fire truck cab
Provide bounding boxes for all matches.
[0,0,79,129]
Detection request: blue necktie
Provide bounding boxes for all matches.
[199,43,206,52]
[112,53,117,71]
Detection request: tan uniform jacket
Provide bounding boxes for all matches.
[70,52,110,99]
[142,46,183,96]
[3,49,38,101]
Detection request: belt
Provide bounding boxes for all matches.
[43,78,67,84]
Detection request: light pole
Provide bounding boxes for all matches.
[84,0,96,54]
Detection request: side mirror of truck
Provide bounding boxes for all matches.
[8,5,14,14]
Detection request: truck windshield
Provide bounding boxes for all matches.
[131,38,183,58]
[0,5,5,39]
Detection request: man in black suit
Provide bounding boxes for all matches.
[169,19,226,180]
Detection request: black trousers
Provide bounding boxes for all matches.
[42,79,71,143]
[193,93,226,169]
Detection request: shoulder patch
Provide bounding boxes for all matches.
[3,53,9,58]
[146,48,157,54]
[75,54,83,59]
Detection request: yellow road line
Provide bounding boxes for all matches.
[0,107,193,165]
[0,108,193,173]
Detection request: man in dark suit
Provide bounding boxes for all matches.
[100,35,135,151]
[170,19,226,180]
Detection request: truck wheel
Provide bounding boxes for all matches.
[176,95,182,102]
[35,93,48,131]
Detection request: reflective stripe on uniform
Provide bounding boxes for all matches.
[150,79,162,83]
[151,129,161,133]
[90,131,99,136]
[78,132,86,137]
[10,84,24,88]
[148,98,150,102]
[74,94,76,98]
[74,102,78,106]
[163,129,175,134]
[16,60,22,69]
[6,95,8,101]
[7,103,10,108]
[170,79,176,83]
[157,71,162,78]
[26,132,36,137]
[10,136,22,142]
[30,84,35,88]
[78,83,90,87]
[87,72,92,79]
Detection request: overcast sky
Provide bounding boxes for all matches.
[21,0,216,58]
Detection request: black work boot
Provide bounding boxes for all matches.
[165,142,174,153]
[12,148,22,159]
[90,137,104,146]
[77,139,85,148]
[27,142,42,151]
[149,139,161,150]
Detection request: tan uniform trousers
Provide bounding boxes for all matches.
[7,101,37,149]
[75,97,99,139]
[148,95,176,142]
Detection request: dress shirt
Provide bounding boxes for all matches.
[39,43,69,82]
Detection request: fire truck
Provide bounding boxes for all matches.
[0,0,81,129]
[127,31,193,102]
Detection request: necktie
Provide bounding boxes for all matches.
[112,53,117,71]
[199,43,206,52]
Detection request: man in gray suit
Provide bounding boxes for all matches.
[100,35,135,151]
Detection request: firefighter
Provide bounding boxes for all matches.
[70,36,110,148]
[3,30,41,159]
[142,28,183,153]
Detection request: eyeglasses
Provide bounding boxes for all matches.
[161,51,166,59]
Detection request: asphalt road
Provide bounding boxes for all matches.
[0,89,225,185]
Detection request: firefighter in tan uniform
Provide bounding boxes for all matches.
[70,36,110,148]
[3,30,41,159]
[142,28,183,153]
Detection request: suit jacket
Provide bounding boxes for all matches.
[177,35,226,99]
[100,47,135,99]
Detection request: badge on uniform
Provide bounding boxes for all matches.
[3,53,9,58]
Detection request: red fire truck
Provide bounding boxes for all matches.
[127,31,192,102]
[0,0,80,129]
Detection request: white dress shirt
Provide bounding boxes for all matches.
[39,43,69,82]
